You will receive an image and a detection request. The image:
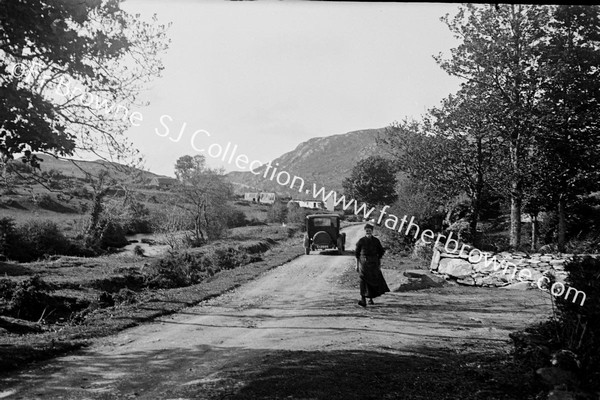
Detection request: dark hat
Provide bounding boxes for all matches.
[364,223,374,230]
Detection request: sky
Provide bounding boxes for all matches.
[120,0,463,177]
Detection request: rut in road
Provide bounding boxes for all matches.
[0,224,552,399]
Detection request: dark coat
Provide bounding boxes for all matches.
[355,236,389,298]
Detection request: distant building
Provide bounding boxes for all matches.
[149,177,178,189]
[288,199,323,209]
[244,192,259,202]
[259,192,276,204]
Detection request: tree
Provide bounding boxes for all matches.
[436,4,550,249]
[0,0,169,171]
[427,84,508,243]
[173,155,234,244]
[534,5,600,251]
[342,156,398,208]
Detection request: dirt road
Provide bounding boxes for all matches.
[0,225,553,399]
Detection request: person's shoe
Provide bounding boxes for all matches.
[357,300,366,307]
[368,299,375,305]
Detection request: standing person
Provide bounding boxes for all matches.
[355,223,389,307]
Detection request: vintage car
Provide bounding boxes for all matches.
[303,214,346,255]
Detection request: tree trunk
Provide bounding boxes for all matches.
[510,180,522,250]
[470,136,484,246]
[531,213,538,252]
[558,196,566,252]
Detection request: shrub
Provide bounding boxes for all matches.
[0,217,18,259]
[98,220,128,249]
[144,244,257,289]
[9,275,52,321]
[133,245,145,257]
[13,220,71,262]
[511,256,600,392]
[226,209,248,228]
[0,278,16,301]
[267,202,288,224]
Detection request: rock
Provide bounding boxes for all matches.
[500,281,531,290]
[437,258,474,278]
[482,275,504,286]
[430,249,441,271]
[457,276,475,285]
[473,260,495,273]
[540,255,554,262]
[528,269,544,282]
[404,270,429,279]
[547,390,582,400]
[395,270,446,292]
[538,244,555,253]
[551,350,580,371]
[550,259,566,265]
[536,367,579,388]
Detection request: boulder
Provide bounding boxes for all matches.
[457,276,475,286]
[430,249,441,271]
[547,390,582,400]
[473,260,496,274]
[437,258,474,278]
[536,367,579,388]
[395,270,446,292]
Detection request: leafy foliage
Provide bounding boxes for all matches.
[342,155,398,207]
[173,155,236,244]
[0,0,170,167]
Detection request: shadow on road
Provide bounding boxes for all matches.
[0,344,541,399]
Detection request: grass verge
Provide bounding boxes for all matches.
[0,236,304,375]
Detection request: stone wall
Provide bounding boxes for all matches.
[429,245,575,288]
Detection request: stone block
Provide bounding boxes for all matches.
[457,276,475,286]
[430,249,441,271]
[437,258,474,278]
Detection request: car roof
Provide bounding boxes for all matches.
[306,214,339,219]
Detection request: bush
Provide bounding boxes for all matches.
[133,245,145,257]
[12,220,71,262]
[0,217,18,259]
[511,256,600,392]
[98,220,128,249]
[8,275,52,321]
[226,209,248,228]
[286,203,312,228]
[267,202,288,224]
[143,244,259,289]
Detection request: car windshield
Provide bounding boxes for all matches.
[313,218,333,227]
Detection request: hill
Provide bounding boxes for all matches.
[27,154,166,183]
[227,127,389,197]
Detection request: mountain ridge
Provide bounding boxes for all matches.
[227,127,389,197]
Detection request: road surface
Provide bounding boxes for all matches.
[0,224,552,399]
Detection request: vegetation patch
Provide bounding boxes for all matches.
[0,230,305,374]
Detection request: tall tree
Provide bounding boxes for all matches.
[428,84,507,243]
[173,155,234,244]
[436,4,549,249]
[342,155,398,208]
[534,5,600,251]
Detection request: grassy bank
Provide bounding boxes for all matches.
[0,225,305,374]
